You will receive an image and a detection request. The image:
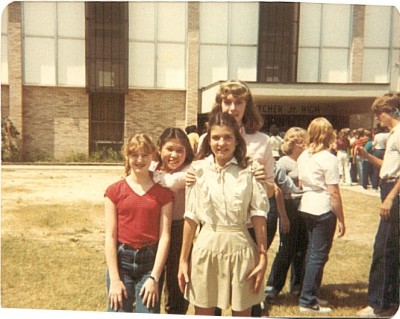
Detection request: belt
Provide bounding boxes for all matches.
[118,241,158,250]
[380,177,398,185]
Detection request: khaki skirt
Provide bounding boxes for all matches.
[184,223,264,311]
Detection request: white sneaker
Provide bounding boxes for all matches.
[356,306,378,318]
[317,298,329,306]
[300,305,332,313]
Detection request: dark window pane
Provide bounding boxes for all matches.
[258,2,299,83]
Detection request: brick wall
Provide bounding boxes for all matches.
[125,89,187,143]
[23,86,89,160]
[1,85,10,117]
[350,5,365,82]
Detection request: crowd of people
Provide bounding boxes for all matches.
[103,81,399,317]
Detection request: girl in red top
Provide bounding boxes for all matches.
[104,134,173,313]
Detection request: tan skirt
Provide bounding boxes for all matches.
[184,223,264,311]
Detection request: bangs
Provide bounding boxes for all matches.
[128,143,153,155]
[125,134,156,156]
[220,81,249,99]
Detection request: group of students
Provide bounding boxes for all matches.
[335,125,390,190]
[103,81,399,317]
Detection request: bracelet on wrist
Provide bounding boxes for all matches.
[149,275,159,283]
[258,249,267,255]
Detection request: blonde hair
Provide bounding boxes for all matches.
[122,134,156,176]
[281,127,307,155]
[306,118,336,154]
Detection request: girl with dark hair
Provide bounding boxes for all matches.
[151,127,194,314]
[178,112,269,317]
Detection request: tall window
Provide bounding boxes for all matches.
[297,3,351,83]
[129,2,186,89]
[1,7,8,85]
[86,2,128,93]
[199,2,258,87]
[362,6,396,83]
[89,93,124,153]
[257,2,300,83]
[23,2,85,86]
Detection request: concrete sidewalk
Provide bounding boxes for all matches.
[340,183,380,198]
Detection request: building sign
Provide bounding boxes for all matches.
[257,104,334,115]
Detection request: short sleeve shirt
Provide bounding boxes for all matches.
[298,149,340,215]
[105,179,173,247]
[380,123,400,180]
[184,155,269,226]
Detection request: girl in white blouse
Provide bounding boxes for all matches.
[297,117,345,314]
[178,112,269,316]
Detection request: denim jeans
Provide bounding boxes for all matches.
[356,155,364,185]
[162,220,189,314]
[371,149,385,189]
[299,211,337,307]
[266,196,279,249]
[266,197,307,294]
[106,243,159,313]
[367,181,399,311]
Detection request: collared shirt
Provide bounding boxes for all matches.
[185,155,269,226]
[380,123,400,180]
[198,131,275,184]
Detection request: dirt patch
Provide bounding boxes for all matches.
[2,165,125,208]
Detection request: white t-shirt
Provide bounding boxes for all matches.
[373,132,389,150]
[298,149,340,215]
[270,135,283,158]
[380,123,400,180]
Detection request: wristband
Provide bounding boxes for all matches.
[149,275,159,283]
[259,249,267,255]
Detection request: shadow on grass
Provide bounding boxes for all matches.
[264,282,369,315]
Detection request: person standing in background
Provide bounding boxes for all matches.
[270,124,284,161]
[371,124,389,191]
[356,92,399,318]
[336,128,352,186]
[297,117,346,314]
[185,125,200,154]
[265,127,307,302]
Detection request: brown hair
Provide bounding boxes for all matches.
[209,80,263,134]
[196,112,248,169]
[371,92,400,116]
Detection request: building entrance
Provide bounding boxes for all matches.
[262,114,346,134]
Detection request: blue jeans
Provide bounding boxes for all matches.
[267,196,279,249]
[367,181,399,311]
[106,243,159,313]
[299,211,337,307]
[371,149,385,189]
[266,197,307,294]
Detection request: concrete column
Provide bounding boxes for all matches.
[350,5,365,83]
[7,2,24,156]
[185,2,200,126]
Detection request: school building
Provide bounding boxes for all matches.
[1,2,399,160]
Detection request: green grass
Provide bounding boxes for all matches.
[1,184,389,317]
